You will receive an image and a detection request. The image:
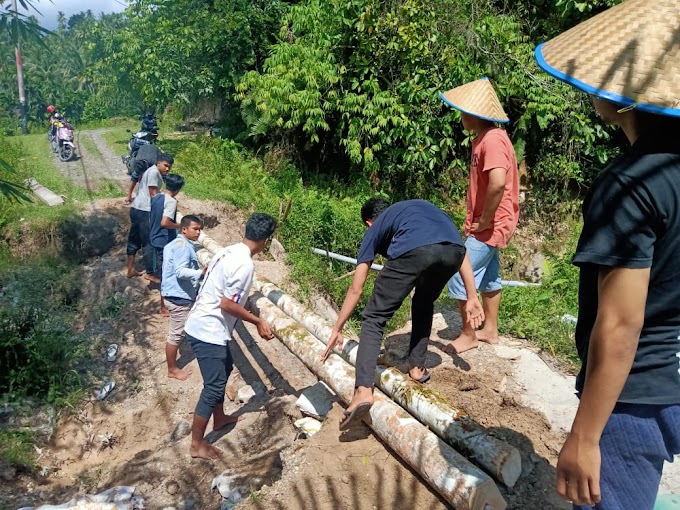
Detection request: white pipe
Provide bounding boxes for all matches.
[311,247,540,287]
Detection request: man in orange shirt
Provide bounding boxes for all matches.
[440,78,520,353]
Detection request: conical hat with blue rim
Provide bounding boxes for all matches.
[440,78,509,123]
[535,0,680,117]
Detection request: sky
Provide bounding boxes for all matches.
[22,0,127,29]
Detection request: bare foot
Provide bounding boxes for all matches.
[161,307,170,317]
[213,414,243,432]
[168,367,192,381]
[476,329,500,345]
[443,332,479,354]
[190,441,222,459]
[127,270,142,278]
[144,274,161,284]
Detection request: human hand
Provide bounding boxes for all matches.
[465,298,485,329]
[321,330,344,362]
[556,433,602,507]
[256,320,274,341]
[470,219,496,233]
[123,197,132,205]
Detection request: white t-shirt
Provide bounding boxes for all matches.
[184,242,254,345]
[163,194,177,219]
[131,165,164,212]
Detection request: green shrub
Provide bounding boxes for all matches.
[0,260,86,403]
[499,226,581,368]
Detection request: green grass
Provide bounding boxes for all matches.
[78,132,104,162]
[0,430,35,469]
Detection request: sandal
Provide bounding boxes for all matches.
[339,402,372,431]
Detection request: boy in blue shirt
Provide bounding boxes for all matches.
[161,214,205,380]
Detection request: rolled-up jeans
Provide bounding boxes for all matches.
[186,333,233,420]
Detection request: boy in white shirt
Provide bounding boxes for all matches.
[184,213,277,459]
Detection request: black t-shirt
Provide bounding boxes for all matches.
[357,199,464,264]
[574,131,680,405]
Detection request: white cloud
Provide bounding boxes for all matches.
[23,0,127,29]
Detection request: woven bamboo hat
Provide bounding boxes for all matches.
[440,78,510,123]
[535,0,680,117]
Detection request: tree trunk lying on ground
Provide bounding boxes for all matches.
[252,277,522,488]
[250,292,507,510]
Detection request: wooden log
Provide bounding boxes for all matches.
[249,292,507,510]
[253,277,522,488]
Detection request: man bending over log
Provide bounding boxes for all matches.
[322,198,484,430]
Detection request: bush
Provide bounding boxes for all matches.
[0,260,86,403]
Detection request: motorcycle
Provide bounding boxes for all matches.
[121,114,159,174]
[51,120,76,162]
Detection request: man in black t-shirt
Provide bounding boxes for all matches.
[535,1,680,508]
[321,198,483,430]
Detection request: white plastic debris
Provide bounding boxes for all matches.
[293,417,322,438]
[295,382,334,420]
[211,474,244,509]
[22,486,143,510]
[561,314,578,326]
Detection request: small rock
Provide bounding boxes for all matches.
[458,381,479,392]
[170,420,191,442]
[225,372,245,402]
[237,385,262,404]
[269,238,287,261]
[341,475,349,485]
[166,480,180,496]
[181,498,195,510]
[0,462,17,481]
[295,382,334,419]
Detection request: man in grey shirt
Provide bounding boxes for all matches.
[126,152,173,281]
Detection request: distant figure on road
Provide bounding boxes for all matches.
[322,198,483,430]
[125,152,173,281]
[160,214,205,381]
[184,213,277,459]
[440,78,519,354]
[534,0,680,508]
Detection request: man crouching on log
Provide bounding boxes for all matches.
[322,198,484,430]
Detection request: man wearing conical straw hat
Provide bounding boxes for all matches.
[534,0,680,508]
[439,78,520,354]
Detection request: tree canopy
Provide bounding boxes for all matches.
[0,0,626,206]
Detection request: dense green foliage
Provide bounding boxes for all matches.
[237,0,622,204]
[1,0,625,206]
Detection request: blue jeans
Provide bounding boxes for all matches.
[574,403,680,510]
[447,236,502,299]
[187,333,233,420]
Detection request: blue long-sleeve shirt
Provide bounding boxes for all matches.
[161,235,202,302]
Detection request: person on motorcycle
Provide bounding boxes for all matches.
[47,106,57,140]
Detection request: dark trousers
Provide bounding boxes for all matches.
[355,243,466,388]
[127,207,155,274]
[187,333,233,420]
